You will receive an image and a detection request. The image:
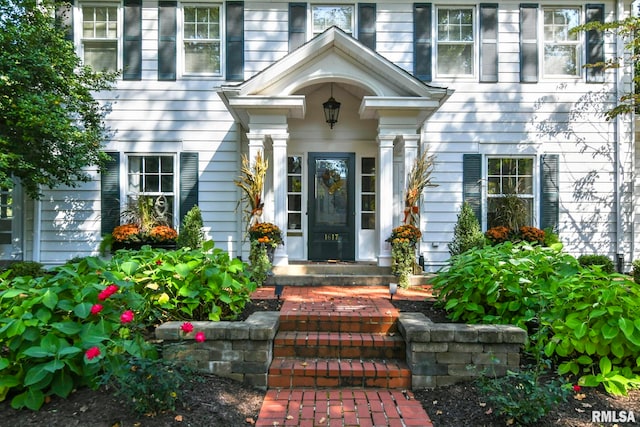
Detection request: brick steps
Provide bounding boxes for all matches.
[268,357,411,389]
[274,331,405,359]
[269,298,411,390]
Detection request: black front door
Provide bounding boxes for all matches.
[308,153,355,261]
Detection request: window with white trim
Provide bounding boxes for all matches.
[543,7,581,77]
[0,187,13,245]
[487,158,534,229]
[287,156,303,231]
[312,5,354,36]
[436,7,474,77]
[81,5,118,72]
[183,5,222,75]
[360,157,375,230]
[126,155,176,227]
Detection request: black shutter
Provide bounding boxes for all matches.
[101,152,120,235]
[289,3,307,53]
[414,3,432,82]
[358,3,376,51]
[180,152,199,222]
[124,0,142,81]
[540,154,559,231]
[158,1,177,81]
[520,4,538,83]
[463,154,482,225]
[586,4,605,83]
[226,2,244,81]
[480,3,498,83]
[55,0,74,41]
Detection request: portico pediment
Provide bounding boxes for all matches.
[218,27,452,130]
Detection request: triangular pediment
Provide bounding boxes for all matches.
[218,27,452,129]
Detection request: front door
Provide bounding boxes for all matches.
[308,153,355,261]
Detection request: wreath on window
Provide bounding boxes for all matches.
[321,168,343,195]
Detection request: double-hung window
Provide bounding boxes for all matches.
[81,5,118,72]
[436,7,474,77]
[312,5,354,36]
[126,155,176,227]
[487,158,534,229]
[183,5,222,75]
[543,7,580,77]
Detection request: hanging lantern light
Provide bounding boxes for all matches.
[323,83,341,129]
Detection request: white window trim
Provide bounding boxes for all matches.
[178,2,224,78]
[310,4,356,38]
[434,5,478,80]
[482,156,539,230]
[121,153,179,229]
[77,2,122,74]
[540,6,583,80]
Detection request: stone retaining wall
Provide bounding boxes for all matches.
[155,312,280,390]
[398,312,527,388]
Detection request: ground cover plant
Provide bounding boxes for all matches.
[432,241,640,400]
[0,243,256,411]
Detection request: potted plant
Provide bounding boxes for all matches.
[111,195,178,251]
[387,224,422,288]
[248,221,283,285]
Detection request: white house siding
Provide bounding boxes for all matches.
[29,0,635,269]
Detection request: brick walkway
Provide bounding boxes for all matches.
[252,285,434,427]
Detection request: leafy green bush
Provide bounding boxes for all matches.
[633,259,640,284]
[578,254,615,274]
[0,243,255,410]
[111,241,256,321]
[433,242,640,395]
[448,202,485,256]
[177,205,204,249]
[476,365,570,425]
[2,261,47,279]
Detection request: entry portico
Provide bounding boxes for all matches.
[218,27,452,267]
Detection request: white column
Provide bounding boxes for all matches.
[377,133,395,266]
[271,133,289,265]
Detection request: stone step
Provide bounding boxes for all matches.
[273,331,405,359]
[268,357,412,389]
[279,310,399,334]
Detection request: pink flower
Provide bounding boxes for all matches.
[120,310,134,324]
[155,260,162,265]
[573,385,581,392]
[90,304,103,315]
[195,331,206,343]
[98,284,119,300]
[181,322,194,333]
[85,346,101,360]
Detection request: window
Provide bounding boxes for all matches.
[360,157,376,229]
[487,158,534,229]
[183,6,221,74]
[543,8,580,77]
[127,155,176,226]
[436,7,474,76]
[0,187,12,245]
[82,6,118,72]
[312,5,354,36]
[287,156,302,231]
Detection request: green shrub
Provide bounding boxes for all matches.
[578,254,615,274]
[433,242,640,395]
[543,227,560,246]
[0,243,256,410]
[177,205,204,249]
[448,202,485,256]
[2,261,47,279]
[633,259,640,284]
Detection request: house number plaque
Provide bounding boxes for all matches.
[324,233,340,241]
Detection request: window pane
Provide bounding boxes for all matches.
[145,157,160,173]
[544,45,577,75]
[362,176,375,192]
[437,44,473,75]
[83,42,117,72]
[185,42,221,73]
[288,194,301,211]
[145,175,159,192]
[361,157,375,174]
[312,6,354,34]
[361,213,375,230]
[288,213,301,230]
[161,175,173,192]
[288,176,301,192]
[487,177,500,194]
[362,194,375,211]
[288,156,302,174]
